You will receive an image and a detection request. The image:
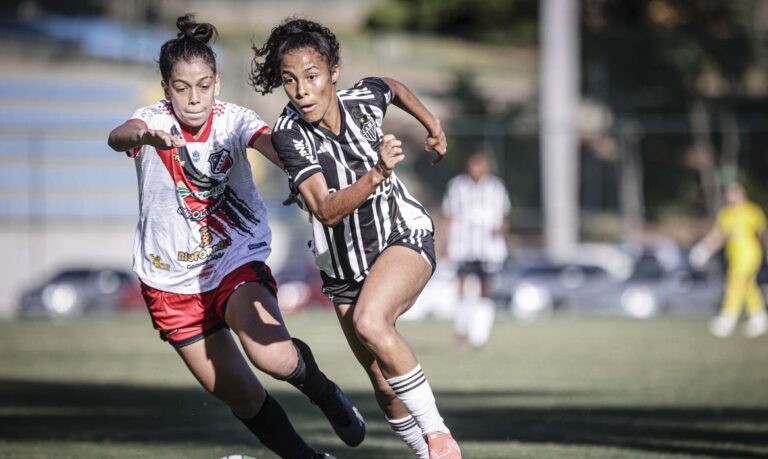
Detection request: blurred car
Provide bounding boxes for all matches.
[560,248,723,318]
[490,256,614,321]
[18,267,143,318]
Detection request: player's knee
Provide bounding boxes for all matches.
[252,342,299,379]
[353,311,390,346]
[353,312,385,343]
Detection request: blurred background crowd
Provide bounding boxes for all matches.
[2,0,768,328]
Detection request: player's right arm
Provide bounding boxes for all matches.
[299,134,403,227]
[107,118,185,152]
[273,124,403,227]
[690,213,726,268]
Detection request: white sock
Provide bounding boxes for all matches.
[468,298,496,348]
[387,414,429,459]
[453,296,470,337]
[386,364,449,434]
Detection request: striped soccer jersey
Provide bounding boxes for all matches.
[272,77,434,282]
[442,174,510,264]
[127,99,272,294]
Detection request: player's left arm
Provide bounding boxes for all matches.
[381,77,447,164]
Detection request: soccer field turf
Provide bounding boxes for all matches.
[0,312,766,458]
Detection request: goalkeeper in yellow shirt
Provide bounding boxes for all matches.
[690,182,767,338]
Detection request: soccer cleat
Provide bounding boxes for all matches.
[426,432,462,459]
[743,312,767,338]
[708,314,737,338]
[314,380,366,447]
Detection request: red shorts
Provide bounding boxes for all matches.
[141,261,277,348]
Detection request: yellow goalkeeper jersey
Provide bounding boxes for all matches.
[716,201,766,262]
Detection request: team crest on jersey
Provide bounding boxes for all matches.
[208,148,233,175]
[358,114,378,143]
[192,151,200,162]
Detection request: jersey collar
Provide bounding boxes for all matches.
[173,107,215,143]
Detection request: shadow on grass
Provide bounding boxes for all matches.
[1,379,767,457]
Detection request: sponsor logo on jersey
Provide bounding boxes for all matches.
[176,181,227,201]
[177,198,224,221]
[293,139,318,164]
[177,238,231,263]
[149,254,170,271]
[248,241,267,251]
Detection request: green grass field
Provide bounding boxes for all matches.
[1,312,767,458]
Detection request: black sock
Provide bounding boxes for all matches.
[280,337,331,402]
[235,392,317,458]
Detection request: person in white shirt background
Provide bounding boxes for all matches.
[440,150,511,350]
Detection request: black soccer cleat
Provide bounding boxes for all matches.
[313,380,366,447]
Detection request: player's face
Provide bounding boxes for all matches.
[280,47,339,126]
[162,58,220,132]
[725,184,746,205]
[467,154,490,181]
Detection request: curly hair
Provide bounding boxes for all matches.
[159,14,219,81]
[249,18,340,95]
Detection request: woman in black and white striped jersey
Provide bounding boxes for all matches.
[250,18,462,459]
[441,150,511,349]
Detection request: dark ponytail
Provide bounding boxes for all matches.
[159,14,218,81]
[249,17,340,95]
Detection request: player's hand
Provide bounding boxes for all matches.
[425,119,447,165]
[140,128,186,149]
[283,193,298,206]
[282,192,307,211]
[689,242,711,270]
[376,134,404,178]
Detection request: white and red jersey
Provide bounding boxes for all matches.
[127,99,271,294]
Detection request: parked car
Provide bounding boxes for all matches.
[560,248,723,318]
[491,256,614,321]
[18,267,143,318]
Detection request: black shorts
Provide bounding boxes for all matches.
[456,260,502,282]
[321,230,436,305]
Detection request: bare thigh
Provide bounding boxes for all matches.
[353,245,433,377]
[176,328,265,418]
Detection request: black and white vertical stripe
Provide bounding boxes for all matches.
[442,174,511,264]
[272,78,434,282]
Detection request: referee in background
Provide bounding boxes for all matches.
[440,149,511,349]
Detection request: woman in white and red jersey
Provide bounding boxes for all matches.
[107,14,363,459]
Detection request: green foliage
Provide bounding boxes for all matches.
[582,0,767,218]
[367,0,539,44]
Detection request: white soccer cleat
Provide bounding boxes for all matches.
[708,315,737,338]
[743,312,767,338]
